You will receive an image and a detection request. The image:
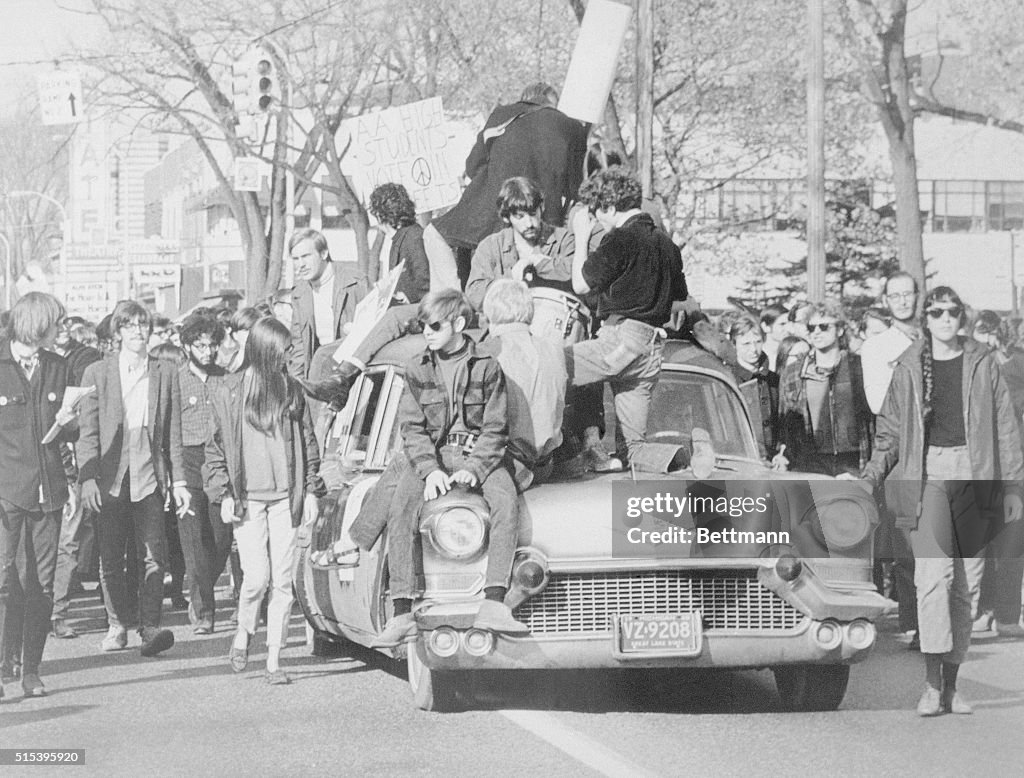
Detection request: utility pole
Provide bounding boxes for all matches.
[806,0,826,302]
[637,0,655,200]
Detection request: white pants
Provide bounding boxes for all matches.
[235,498,295,649]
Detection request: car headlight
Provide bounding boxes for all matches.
[420,488,490,560]
[432,506,486,559]
[814,490,876,551]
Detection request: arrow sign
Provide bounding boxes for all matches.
[38,70,83,126]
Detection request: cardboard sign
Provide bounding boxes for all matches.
[344,97,462,214]
[558,0,633,124]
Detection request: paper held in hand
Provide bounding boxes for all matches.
[41,385,95,444]
[332,260,405,365]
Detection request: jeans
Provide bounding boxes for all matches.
[97,482,167,631]
[52,488,96,621]
[178,487,232,628]
[565,319,665,466]
[0,500,60,676]
[235,498,295,649]
[909,445,981,664]
[385,448,519,600]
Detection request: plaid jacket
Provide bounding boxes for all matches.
[399,338,508,483]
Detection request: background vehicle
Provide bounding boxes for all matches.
[293,337,892,712]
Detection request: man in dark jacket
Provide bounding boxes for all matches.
[0,293,77,698]
[432,82,589,286]
[78,300,189,657]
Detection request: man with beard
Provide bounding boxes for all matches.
[465,176,577,312]
[176,314,232,634]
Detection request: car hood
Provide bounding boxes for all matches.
[518,461,836,563]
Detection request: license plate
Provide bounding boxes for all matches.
[615,612,702,656]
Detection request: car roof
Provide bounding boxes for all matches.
[369,332,737,385]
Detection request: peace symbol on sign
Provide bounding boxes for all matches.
[411,157,432,186]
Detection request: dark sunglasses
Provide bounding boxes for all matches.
[421,320,448,332]
[807,322,837,333]
[926,306,963,320]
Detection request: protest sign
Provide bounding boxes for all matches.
[344,97,463,214]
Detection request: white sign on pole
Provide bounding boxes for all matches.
[343,97,462,214]
[233,157,263,192]
[558,0,633,124]
[38,70,84,126]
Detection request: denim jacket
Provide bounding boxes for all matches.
[399,338,508,484]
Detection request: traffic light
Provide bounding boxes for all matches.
[231,51,280,116]
[231,55,253,116]
[252,56,278,114]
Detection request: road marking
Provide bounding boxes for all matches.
[499,709,661,778]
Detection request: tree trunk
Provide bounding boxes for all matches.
[886,131,925,288]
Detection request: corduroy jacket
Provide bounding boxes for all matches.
[399,338,508,484]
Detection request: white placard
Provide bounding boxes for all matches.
[558,0,633,124]
[332,261,405,364]
[343,97,462,214]
[233,157,262,192]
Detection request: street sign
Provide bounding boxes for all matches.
[38,70,84,126]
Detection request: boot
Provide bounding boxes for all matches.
[300,360,361,410]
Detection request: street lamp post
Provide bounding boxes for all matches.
[4,190,70,292]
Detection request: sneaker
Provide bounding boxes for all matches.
[52,619,79,639]
[473,600,530,635]
[942,689,973,715]
[139,627,174,657]
[21,673,46,698]
[370,613,418,648]
[916,685,943,717]
[169,595,190,611]
[971,611,994,633]
[100,626,128,652]
[193,624,214,636]
[995,621,1024,638]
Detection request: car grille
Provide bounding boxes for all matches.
[513,569,805,635]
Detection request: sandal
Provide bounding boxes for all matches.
[310,546,360,569]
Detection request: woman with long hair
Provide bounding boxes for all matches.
[205,317,325,684]
[859,286,1024,715]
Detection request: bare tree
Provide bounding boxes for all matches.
[0,96,70,292]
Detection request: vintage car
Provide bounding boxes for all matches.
[293,336,892,712]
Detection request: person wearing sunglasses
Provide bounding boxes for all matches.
[858,286,1024,716]
[362,289,527,647]
[777,302,872,476]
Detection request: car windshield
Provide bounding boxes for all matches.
[646,370,757,459]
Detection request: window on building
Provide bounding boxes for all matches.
[321,201,351,230]
[294,204,310,229]
[932,181,985,232]
[987,182,1024,231]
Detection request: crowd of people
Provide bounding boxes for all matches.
[0,81,1021,718]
